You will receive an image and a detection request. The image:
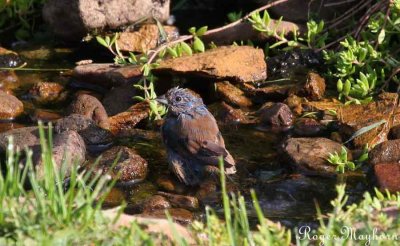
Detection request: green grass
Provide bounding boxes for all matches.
[0,124,399,245]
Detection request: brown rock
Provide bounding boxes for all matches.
[259,102,293,127]
[374,163,400,192]
[0,126,42,153]
[240,82,293,102]
[68,94,110,129]
[158,192,199,211]
[369,140,400,165]
[97,146,148,183]
[0,91,24,120]
[108,101,149,135]
[73,63,142,88]
[216,81,252,107]
[141,208,194,225]
[210,102,255,125]
[302,72,326,100]
[117,24,179,52]
[337,93,398,148]
[156,175,187,194]
[294,118,326,137]
[43,0,170,41]
[31,109,63,122]
[0,70,19,91]
[142,195,171,213]
[283,137,350,174]
[28,82,67,104]
[154,46,267,83]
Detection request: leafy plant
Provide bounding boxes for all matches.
[327,146,356,173]
[227,11,243,23]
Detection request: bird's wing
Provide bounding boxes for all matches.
[167,149,202,186]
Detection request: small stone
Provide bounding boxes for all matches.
[156,175,187,194]
[294,118,325,137]
[282,137,350,174]
[108,101,149,135]
[68,94,109,129]
[142,195,171,213]
[216,81,253,107]
[302,72,326,100]
[210,102,254,125]
[374,163,400,192]
[154,46,267,83]
[97,146,148,183]
[28,82,67,104]
[369,139,400,165]
[0,91,24,120]
[158,191,199,211]
[259,102,293,127]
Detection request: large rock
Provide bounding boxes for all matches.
[108,101,149,135]
[0,126,42,153]
[34,130,86,178]
[157,192,199,211]
[216,81,253,107]
[117,24,179,52]
[374,163,400,192]
[154,46,267,83]
[0,91,24,120]
[68,94,110,129]
[43,0,170,41]
[73,64,142,89]
[96,146,148,183]
[282,137,349,174]
[369,139,400,165]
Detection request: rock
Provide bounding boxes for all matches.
[209,102,255,125]
[282,137,350,174]
[43,0,170,41]
[374,163,400,192]
[154,46,267,83]
[300,72,326,100]
[142,195,171,212]
[156,175,187,194]
[68,94,110,129]
[285,94,305,115]
[97,146,148,183]
[196,178,219,204]
[240,82,294,103]
[31,109,63,122]
[294,118,326,137]
[102,83,137,116]
[0,71,19,92]
[54,114,113,146]
[141,208,194,225]
[0,126,41,153]
[337,93,398,148]
[34,130,86,178]
[28,82,67,105]
[259,103,293,127]
[0,91,24,120]
[73,63,142,89]
[0,47,24,68]
[369,140,400,165]
[216,81,253,107]
[117,24,179,52]
[108,101,149,135]
[158,192,199,211]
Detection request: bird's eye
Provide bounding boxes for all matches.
[175,96,182,102]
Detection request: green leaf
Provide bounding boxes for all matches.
[343,79,351,96]
[188,27,196,35]
[377,29,385,44]
[132,96,145,101]
[337,79,343,92]
[96,36,108,47]
[196,26,208,37]
[180,42,193,56]
[344,120,387,144]
[193,37,205,53]
[167,47,178,58]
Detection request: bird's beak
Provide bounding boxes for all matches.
[155,95,168,105]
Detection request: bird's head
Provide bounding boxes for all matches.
[156,87,204,116]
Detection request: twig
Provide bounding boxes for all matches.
[355,0,388,39]
[379,66,400,91]
[374,1,391,50]
[326,0,372,29]
[146,0,290,64]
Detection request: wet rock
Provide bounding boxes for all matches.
[337,93,398,148]
[154,46,267,83]
[209,102,255,125]
[0,47,24,68]
[97,146,148,183]
[158,192,199,211]
[216,81,253,107]
[259,103,293,127]
[102,83,137,116]
[0,126,41,153]
[156,175,187,194]
[0,71,19,92]
[0,91,24,120]
[31,109,63,122]
[196,178,219,204]
[285,94,305,115]
[68,94,109,129]
[141,208,194,225]
[374,163,400,192]
[104,188,125,207]
[282,137,350,174]
[369,140,400,165]
[294,118,326,137]
[142,195,171,212]
[117,24,179,52]
[28,82,67,105]
[43,0,170,41]
[73,63,142,89]
[300,72,326,100]
[240,82,294,102]
[54,114,113,146]
[108,101,149,135]
[34,130,86,178]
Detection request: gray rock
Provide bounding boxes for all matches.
[0,126,42,153]
[43,0,170,41]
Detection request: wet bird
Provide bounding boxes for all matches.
[157,87,236,186]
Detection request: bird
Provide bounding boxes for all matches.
[156,87,236,186]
